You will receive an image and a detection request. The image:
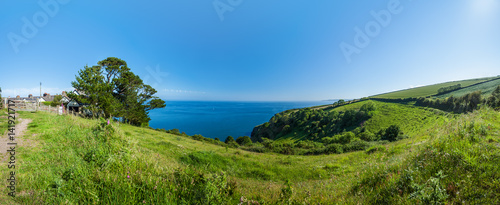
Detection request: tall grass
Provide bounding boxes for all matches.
[2,105,498,204]
[349,107,500,204]
[8,112,238,204]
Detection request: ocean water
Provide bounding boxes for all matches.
[148,101,330,141]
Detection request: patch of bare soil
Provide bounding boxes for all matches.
[0,114,33,163]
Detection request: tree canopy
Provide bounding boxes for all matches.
[68,57,166,126]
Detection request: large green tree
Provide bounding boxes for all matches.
[68,57,165,126]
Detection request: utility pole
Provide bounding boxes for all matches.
[39,82,42,111]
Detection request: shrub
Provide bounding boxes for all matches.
[192,134,205,141]
[382,125,401,142]
[358,131,377,141]
[409,171,449,204]
[225,136,235,144]
[236,136,252,146]
[339,132,355,144]
[280,179,294,204]
[172,168,237,204]
[325,143,343,154]
[343,140,369,152]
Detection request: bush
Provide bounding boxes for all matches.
[358,131,377,141]
[235,136,252,146]
[172,168,237,204]
[343,140,369,152]
[192,134,205,141]
[325,143,343,154]
[225,136,235,144]
[382,125,401,142]
[339,132,355,144]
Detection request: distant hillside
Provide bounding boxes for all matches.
[251,100,442,143]
[435,77,500,99]
[371,76,497,99]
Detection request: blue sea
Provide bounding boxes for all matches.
[148,101,331,141]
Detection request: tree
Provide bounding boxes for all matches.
[225,136,235,144]
[493,85,500,98]
[68,57,165,125]
[383,125,401,142]
[50,95,63,106]
[236,136,252,146]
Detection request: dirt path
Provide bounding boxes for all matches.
[0,114,32,163]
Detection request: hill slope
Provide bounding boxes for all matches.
[371,76,497,99]
[435,77,500,99]
[2,103,499,203]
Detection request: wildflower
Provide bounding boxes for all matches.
[127,175,130,178]
[107,120,110,125]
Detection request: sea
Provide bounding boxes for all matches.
[148,101,331,141]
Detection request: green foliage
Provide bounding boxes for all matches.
[365,145,385,154]
[358,131,377,141]
[383,125,401,142]
[325,143,343,154]
[351,109,500,204]
[416,91,482,113]
[280,179,294,204]
[172,168,237,205]
[486,85,500,109]
[251,102,375,142]
[236,136,252,146]
[437,84,461,94]
[436,78,500,99]
[50,95,63,106]
[68,57,165,125]
[343,139,370,152]
[409,171,449,204]
[225,136,235,144]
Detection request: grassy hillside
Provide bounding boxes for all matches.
[371,76,496,99]
[2,104,499,203]
[436,77,500,99]
[252,100,445,144]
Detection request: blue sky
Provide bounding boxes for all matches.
[1,0,499,101]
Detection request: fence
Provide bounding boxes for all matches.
[38,104,80,116]
[5,100,80,116]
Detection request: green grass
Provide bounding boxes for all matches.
[329,100,447,136]
[348,107,500,204]
[436,78,500,99]
[1,105,499,204]
[0,108,8,135]
[371,76,496,99]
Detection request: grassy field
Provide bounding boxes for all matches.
[1,104,499,204]
[435,78,500,99]
[0,109,8,136]
[371,76,496,99]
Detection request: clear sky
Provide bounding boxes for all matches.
[1,0,499,101]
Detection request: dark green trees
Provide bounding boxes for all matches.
[225,136,235,144]
[487,86,500,108]
[383,125,401,142]
[236,136,252,146]
[68,57,166,126]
